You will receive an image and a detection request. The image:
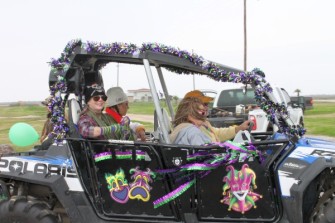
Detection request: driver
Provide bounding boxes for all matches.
[170,97,211,145]
[184,90,250,142]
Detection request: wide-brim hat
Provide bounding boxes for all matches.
[106,87,128,107]
[184,90,213,103]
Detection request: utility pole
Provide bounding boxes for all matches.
[192,49,195,90]
[244,0,247,71]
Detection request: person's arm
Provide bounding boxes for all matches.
[204,121,236,142]
[101,116,132,139]
[78,116,102,138]
[207,120,251,142]
[130,122,146,141]
[100,125,123,138]
[79,115,134,139]
[234,120,250,133]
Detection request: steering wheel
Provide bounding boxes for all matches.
[247,121,254,133]
[233,121,255,144]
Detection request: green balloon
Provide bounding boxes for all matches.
[9,123,39,147]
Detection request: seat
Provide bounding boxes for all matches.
[67,98,82,138]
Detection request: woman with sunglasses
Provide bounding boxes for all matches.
[170,97,211,145]
[105,87,146,141]
[78,84,131,140]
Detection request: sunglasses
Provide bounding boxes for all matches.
[92,95,107,102]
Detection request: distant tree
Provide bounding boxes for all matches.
[294,89,301,97]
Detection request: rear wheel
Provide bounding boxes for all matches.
[0,196,60,223]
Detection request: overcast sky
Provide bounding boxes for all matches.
[1,0,334,103]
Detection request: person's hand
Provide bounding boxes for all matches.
[135,125,146,141]
[120,116,130,126]
[235,120,251,133]
[136,129,146,142]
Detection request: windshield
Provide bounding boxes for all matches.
[217,89,256,107]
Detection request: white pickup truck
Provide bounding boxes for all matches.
[248,87,304,133]
[210,86,304,133]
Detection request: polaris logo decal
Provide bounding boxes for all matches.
[0,158,77,178]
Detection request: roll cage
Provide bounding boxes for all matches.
[49,42,245,143]
[48,40,305,145]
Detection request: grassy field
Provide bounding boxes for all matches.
[304,101,335,137]
[0,101,334,152]
[0,105,46,152]
[127,101,178,114]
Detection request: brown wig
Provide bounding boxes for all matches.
[173,97,207,127]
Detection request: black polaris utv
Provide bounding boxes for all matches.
[0,40,334,223]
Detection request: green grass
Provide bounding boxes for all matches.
[0,105,46,117]
[304,117,335,136]
[0,105,46,152]
[1,101,334,153]
[304,102,335,116]
[128,101,178,114]
[127,102,156,114]
[304,102,335,137]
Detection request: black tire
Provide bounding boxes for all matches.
[309,188,335,223]
[0,196,60,223]
[299,118,304,128]
[303,169,335,223]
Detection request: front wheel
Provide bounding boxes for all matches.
[299,118,304,128]
[309,188,335,223]
[0,196,60,223]
[304,169,335,223]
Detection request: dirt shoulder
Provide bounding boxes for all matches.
[128,114,154,123]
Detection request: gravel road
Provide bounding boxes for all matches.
[128,114,154,123]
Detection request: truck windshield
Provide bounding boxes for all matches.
[217,89,257,107]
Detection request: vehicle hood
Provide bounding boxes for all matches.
[298,136,335,149]
[272,133,335,149]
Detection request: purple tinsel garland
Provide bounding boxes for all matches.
[47,39,306,143]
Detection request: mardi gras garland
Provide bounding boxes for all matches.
[48,40,306,143]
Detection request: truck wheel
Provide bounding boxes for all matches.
[309,188,335,223]
[299,118,304,127]
[0,196,60,223]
